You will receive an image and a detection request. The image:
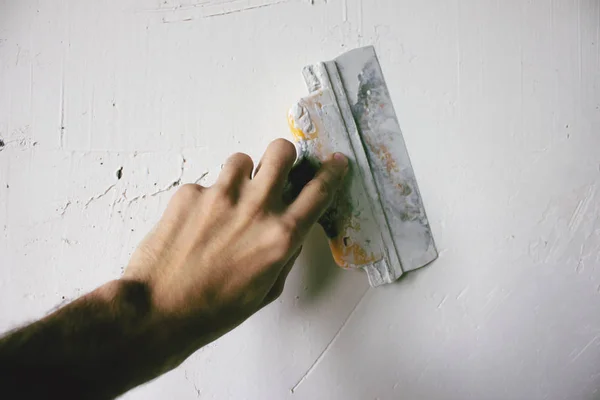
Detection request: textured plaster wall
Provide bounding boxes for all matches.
[1,1,599,399]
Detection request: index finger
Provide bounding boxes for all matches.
[285,153,348,235]
[253,139,297,193]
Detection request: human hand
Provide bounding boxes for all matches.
[123,139,348,345]
[0,139,347,398]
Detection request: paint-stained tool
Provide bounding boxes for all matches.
[288,46,437,286]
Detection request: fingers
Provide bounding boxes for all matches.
[285,153,348,236]
[254,139,297,193]
[217,152,254,188]
[282,157,318,205]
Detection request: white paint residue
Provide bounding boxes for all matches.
[2,1,600,400]
[289,103,315,135]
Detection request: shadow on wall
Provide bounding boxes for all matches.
[283,157,351,303]
[297,222,426,299]
[296,226,343,306]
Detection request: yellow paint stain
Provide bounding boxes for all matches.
[377,143,399,174]
[287,113,307,140]
[329,235,378,267]
[364,136,399,174]
[287,112,318,141]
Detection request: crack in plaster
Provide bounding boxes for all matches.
[195,171,209,184]
[126,154,186,206]
[84,184,116,208]
[290,287,370,393]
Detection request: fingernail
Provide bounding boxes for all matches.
[333,152,348,170]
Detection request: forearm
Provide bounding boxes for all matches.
[0,141,346,399]
[0,279,202,399]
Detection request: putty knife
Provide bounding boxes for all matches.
[288,46,437,287]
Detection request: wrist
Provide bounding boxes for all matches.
[105,278,209,358]
[91,279,200,375]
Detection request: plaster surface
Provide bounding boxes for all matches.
[1,1,599,399]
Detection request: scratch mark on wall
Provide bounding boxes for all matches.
[290,287,370,393]
[61,238,79,246]
[0,135,36,151]
[576,243,585,274]
[204,0,289,18]
[456,286,469,300]
[144,0,293,19]
[569,185,596,232]
[576,258,584,274]
[58,201,71,216]
[162,17,194,23]
[29,50,34,111]
[184,370,201,397]
[437,295,448,309]
[342,0,347,21]
[483,289,512,322]
[59,57,65,149]
[414,357,434,383]
[84,184,116,208]
[577,0,582,87]
[537,200,557,226]
[15,45,21,66]
[456,0,462,103]
[89,89,95,150]
[141,1,215,13]
[570,334,600,363]
[358,0,363,42]
[482,286,498,308]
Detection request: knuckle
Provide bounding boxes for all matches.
[229,152,253,167]
[308,178,332,199]
[241,196,265,217]
[274,219,297,249]
[173,183,202,203]
[263,221,296,263]
[132,240,161,267]
[207,184,234,205]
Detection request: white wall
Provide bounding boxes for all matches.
[1,1,599,399]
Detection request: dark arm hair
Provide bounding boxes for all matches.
[0,280,199,400]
